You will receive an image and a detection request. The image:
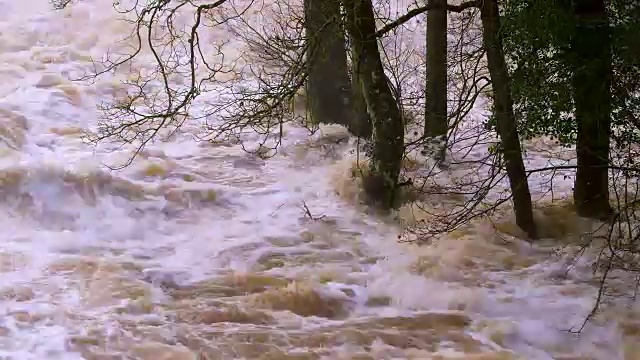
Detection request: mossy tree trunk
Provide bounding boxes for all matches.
[304,0,372,138]
[342,0,405,208]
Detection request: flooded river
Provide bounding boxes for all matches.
[0,0,638,359]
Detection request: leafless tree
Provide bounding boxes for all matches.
[50,0,535,226]
[382,2,537,241]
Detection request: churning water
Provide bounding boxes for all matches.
[0,0,638,359]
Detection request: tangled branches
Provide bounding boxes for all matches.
[385,6,505,240]
[51,0,244,167]
[51,0,318,166]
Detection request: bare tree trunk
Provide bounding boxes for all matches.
[570,0,613,219]
[343,0,405,209]
[350,62,374,139]
[304,0,371,138]
[480,0,538,239]
[425,0,449,163]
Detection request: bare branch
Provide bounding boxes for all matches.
[300,201,326,221]
[375,0,480,38]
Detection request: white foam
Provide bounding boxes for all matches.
[0,0,630,358]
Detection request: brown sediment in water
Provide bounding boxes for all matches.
[490,199,586,242]
[19,159,635,360]
[49,126,87,137]
[161,312,505,359]
[0,166,149,205]
[168,272,291,300]
[1,3,639,359]
[0,164,226,212]
[46,262,521,358]
[174,305,274,325]
[46,257,142,277]
[246,281,352,319]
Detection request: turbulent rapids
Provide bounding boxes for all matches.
[0,0,637,359]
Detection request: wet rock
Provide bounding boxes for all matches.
[365,296,391,307]
[141,269,190,290]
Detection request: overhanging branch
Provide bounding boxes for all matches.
[374,0,480,38]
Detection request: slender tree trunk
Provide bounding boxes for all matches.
[480,0,538,239]
[425,0,449,163]
[570,0,613,219]
[342,0,405,209]
[304,0,372,138]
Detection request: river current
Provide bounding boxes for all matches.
[0,0,637,359]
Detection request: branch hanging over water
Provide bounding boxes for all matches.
[375,0,480,38]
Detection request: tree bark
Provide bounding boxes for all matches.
[304,0,372,138]
[350,60,374,139]
[425,0,449,162]
[342,0,405,209]
[480,0,538,239]
[570,0,613,219]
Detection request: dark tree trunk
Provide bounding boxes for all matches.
[304,0,371,138]
[342,0,405,209]
[350,59,374,139]
[480,0,538,239]
[425,0,449,162]
[570,0,613,219]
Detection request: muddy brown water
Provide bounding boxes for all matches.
[0,0,637,359]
